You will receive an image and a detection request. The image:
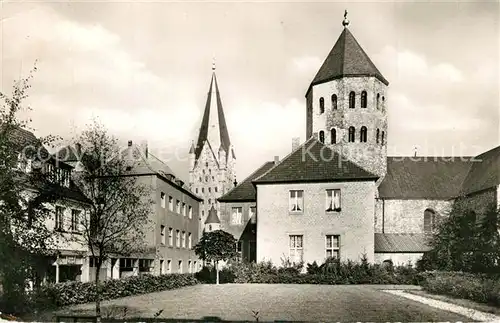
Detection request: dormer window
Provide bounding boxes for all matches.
[319,97,325,114]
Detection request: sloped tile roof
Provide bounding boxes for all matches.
[307,27,388,96]
[218,161,275,202]
[460,146,500,196]
[253,137,378,184]
[379,157,472,199]
[374,233,431,253]
[205,205,220,224]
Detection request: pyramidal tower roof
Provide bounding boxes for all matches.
[193,60,234,161]
[306,10,388,96]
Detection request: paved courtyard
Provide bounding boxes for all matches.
[60,284,472,322]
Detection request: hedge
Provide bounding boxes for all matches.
[1,273,199,314]
[197,258,422,285]
[420,271,500,306]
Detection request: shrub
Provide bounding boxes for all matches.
[195,266,235,284]
[25,273,199,312]
[420,271,500,306]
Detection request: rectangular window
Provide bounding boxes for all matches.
[167,259,172,274]
[176,200,181,213]
[289,190,304,212]
[188,205,192,219]
[71,209,80,232]
[188,232,192,249]
[176,230,180,247]
[188,260,192,273]
[178,260,183,273]
[168,196,173,211]
[182,231,186,248]
[160,259,164,275]
[168,228,173,246]
[326,235,340,259]
[182,203,186,216]
[289,235,304,263]
[326,189,341,212]
[55,206,64,230]
[139,259,153,272]
[249,206,256,219]
[161,192,166,208]
[120,258,135,271]
[160,225,166,245]
[231,207,243,225]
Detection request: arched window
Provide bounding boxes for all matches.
[349,91,355,109]
[319,130,325,143]
[319,97,325,114]
[361,91,367,108]
[360,126,367,142]
[348,127,355,142]
[330,128,336,144]
[376,93,380,110]
[424,208,436,233]
[331,94,337,110]
[376,129,380,144]
[381,131,385,145]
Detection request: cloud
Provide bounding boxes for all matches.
[291,56,322,74]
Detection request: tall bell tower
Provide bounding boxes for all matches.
[305,10,389,182]
[189,60,236,229]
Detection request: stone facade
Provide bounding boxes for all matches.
[375,199,453,234]
[306,76,388,179]
[461,186,499,217]
[374,253,424,266]
[256,181,376,266]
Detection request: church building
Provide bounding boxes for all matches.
[188,61,237,236]
[217,11,500,267]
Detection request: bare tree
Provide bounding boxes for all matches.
[71,121,153,322]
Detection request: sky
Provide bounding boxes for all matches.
[1,0,499,183]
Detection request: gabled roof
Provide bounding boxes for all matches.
[253,137,378,184]
[1,124,50,159]
[374,233,431,253]
[460,146,500,196]
[205,205,220,224]
[194,71,235,161]
[379,157,472,200]
[54,145,80,163]
[218,161,275,202]
[306,27,388,96]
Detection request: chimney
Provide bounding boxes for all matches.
[274,156,279,165]
[75,143,82,159]
[140,140,148,158]
[292,137,300,151]
[128,140,133,147]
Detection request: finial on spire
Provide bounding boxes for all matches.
[342,9,350,28]
[212,57,216,71]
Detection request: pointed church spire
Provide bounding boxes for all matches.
[193,61,234,162]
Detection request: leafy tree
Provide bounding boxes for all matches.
[0,64,63,313]
[194,230,237,284]
[70,120,153,322]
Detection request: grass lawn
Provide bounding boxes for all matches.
[45,284,471,322]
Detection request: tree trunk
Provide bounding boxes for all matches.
[216,260,219,285]
[95,260,102,323]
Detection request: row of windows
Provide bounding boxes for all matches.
[160,193,193,219]
[55,206,82,232]
[289,235,340,263]
[230,206,256,225]
[160,226,193,249]
[318,127,385,145]
[195,186,218,194]
[318,91,385,113]
[290,189,341,213]
[199,175,215,182]
[45,163,71,188]
[159,259,198,275]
